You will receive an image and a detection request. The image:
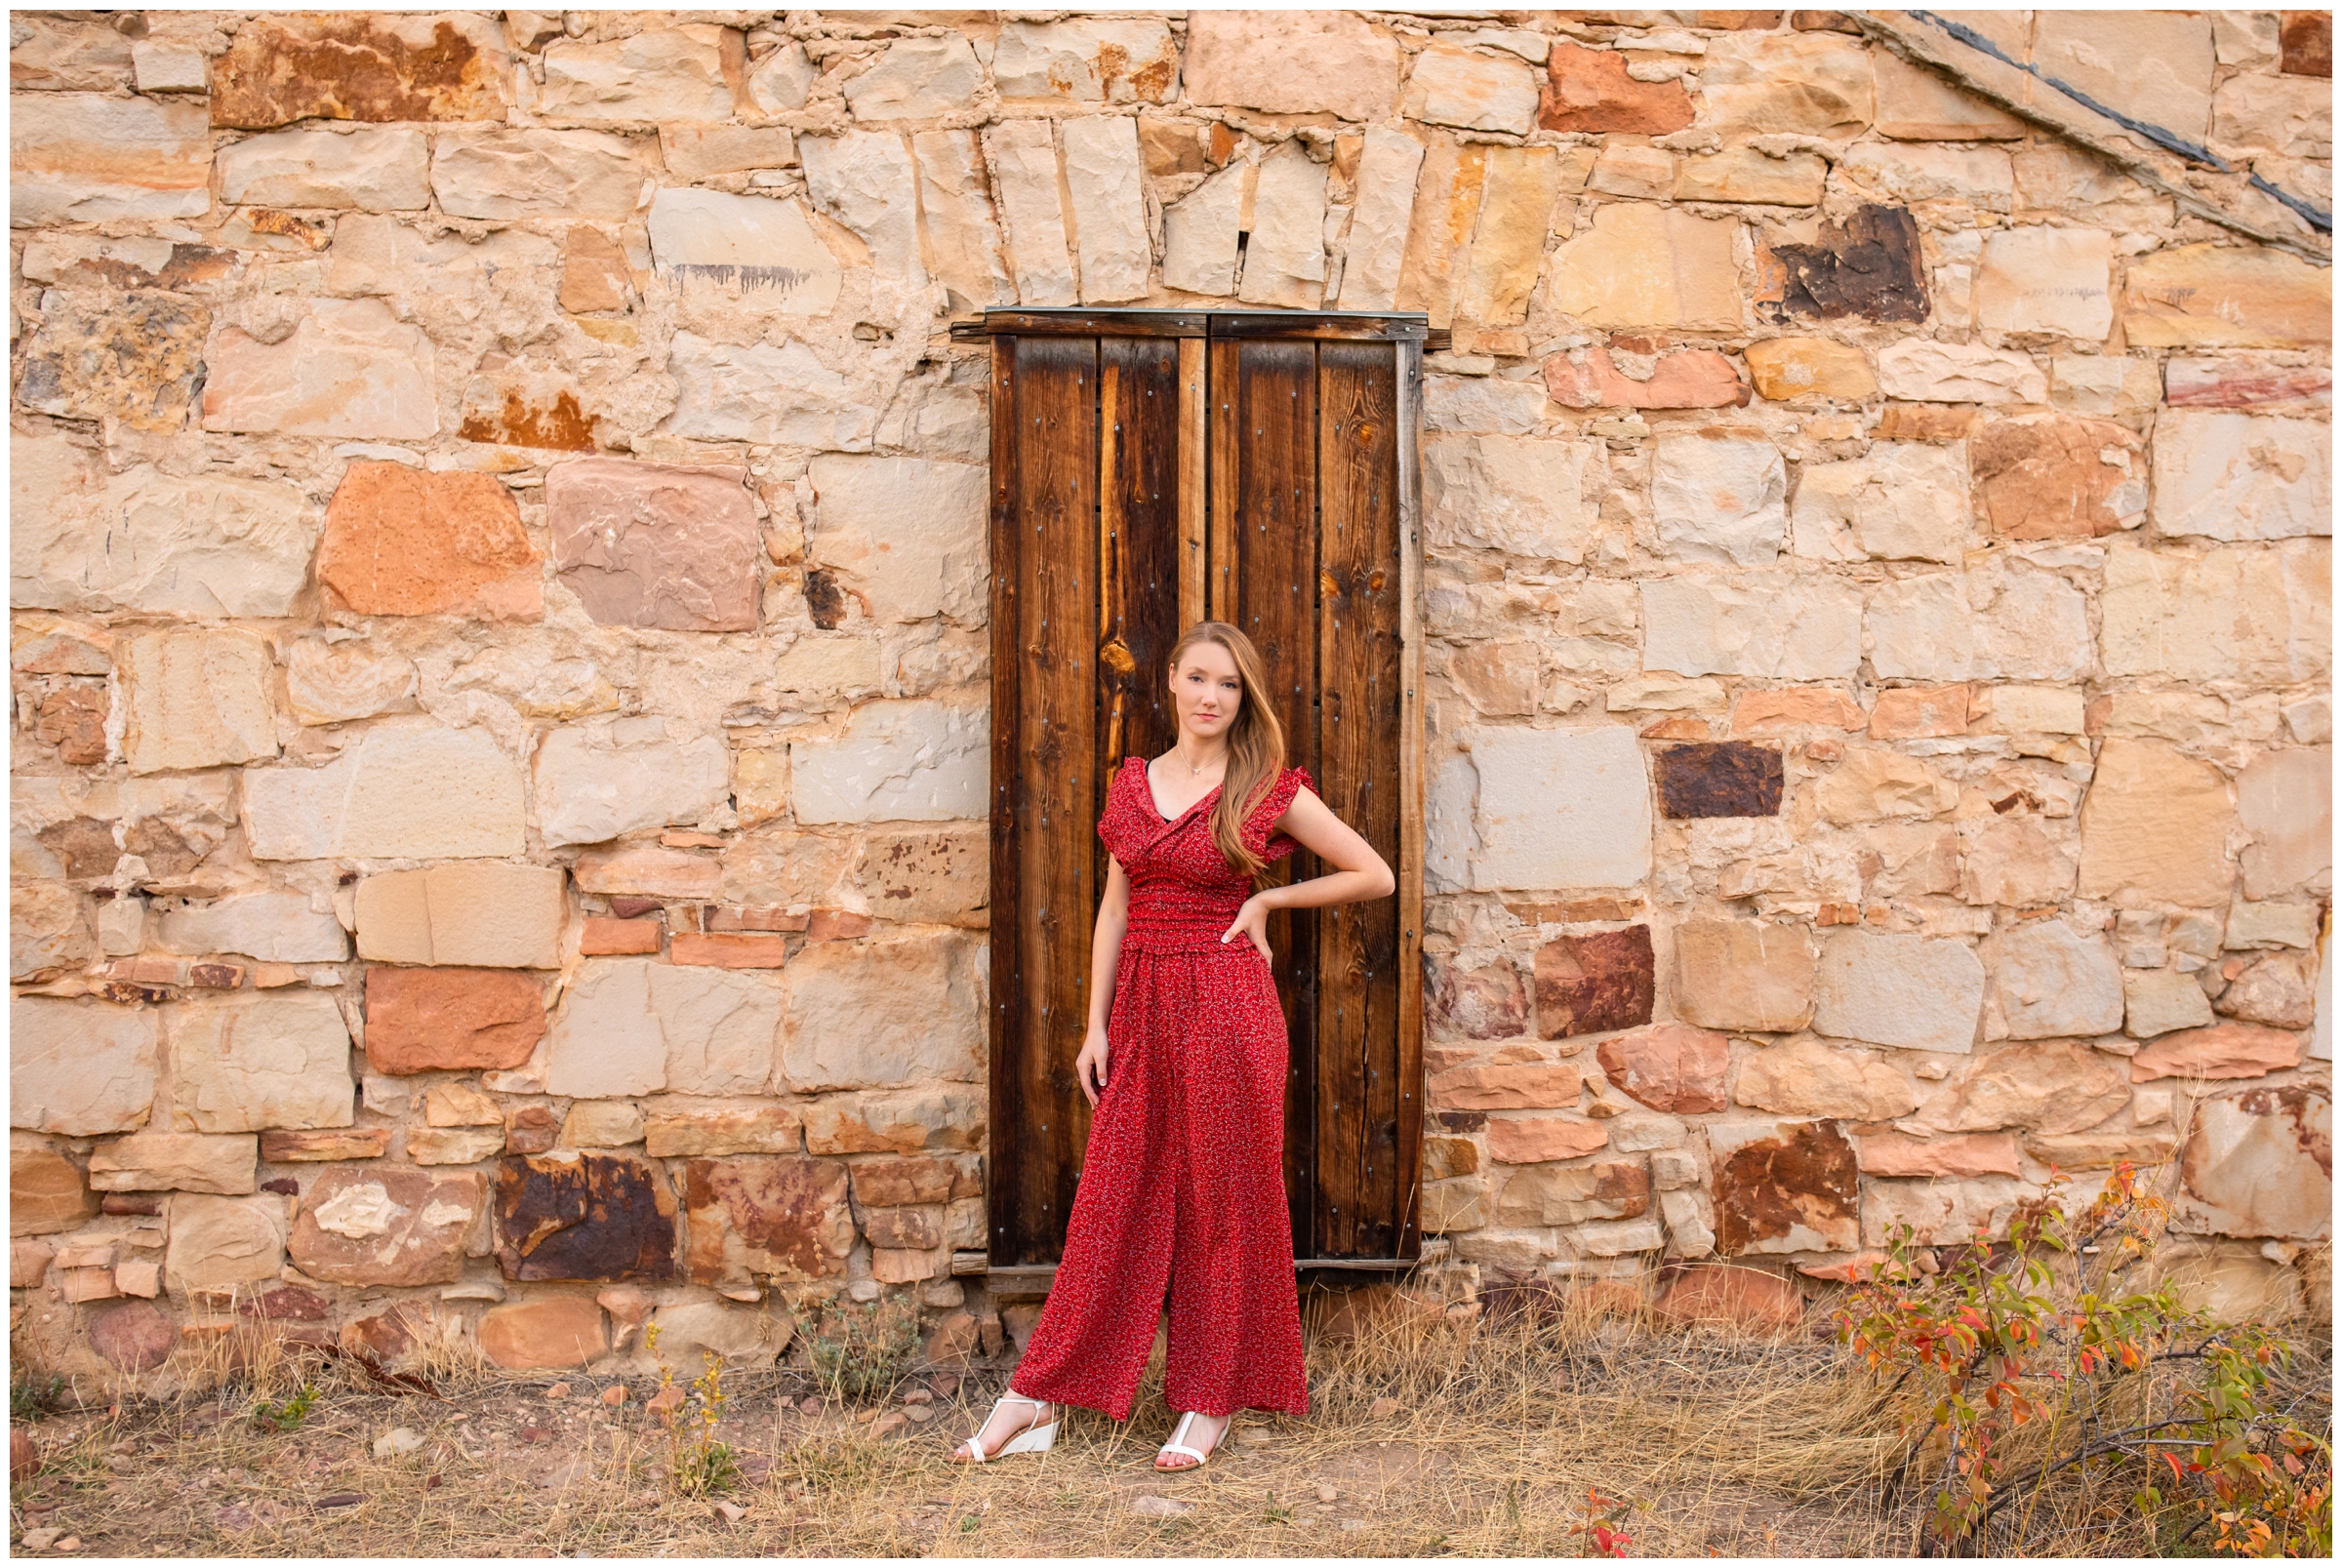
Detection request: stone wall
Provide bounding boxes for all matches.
[9,9,2332,1386]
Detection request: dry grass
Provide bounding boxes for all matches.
[12,1276,2316,1558]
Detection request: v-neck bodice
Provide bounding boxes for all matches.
[1099,756,1312,953]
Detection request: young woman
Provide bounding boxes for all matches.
[952,622,1396,1472]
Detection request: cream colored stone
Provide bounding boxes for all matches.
[11,93,212,225]
[409,1127,504,1165]
[1336,129,1426,312]
[798,131,923,290]
[1994,920,2124,1041]
[202,299,437,440]
[1651,433,1785,566]
[90,1131,256,1196]
[666,333,880,451]
[11,998,158,1137]
[1814,931,1984,1054]
[1640,574,1864,679]
[2099,539,2330,684]
[659,125,796,181]
[1700,31,1873,140]
[1978,686,2086,735]
[541,25,735,124]
[164,1193,286,1292]
[2049,355,2162,418]
[1438,725,1649,893]
[1403,42,1538,136]
[1456,145,1561,326]
[158,890,347,964]
[644,188,842,315]
[2151,412,2331,543]
[1743,339,1877,402]
[1790,442,1968,564]
[1673,146,1827,206]
[1813,748,1958,825]
[2237,747,2332,901]
[991,18,1179,103]
[1160,158,1247,298]
[1238,142,1329,308]
[1974,227,2113,340]
[806,456,986,624]
[1867,559,2092,682]
[782,933,985,1092]
[244,725,527,862]
[546,958,782,1100]
[2079,740,2238,908]
[1875,341,2046,403]
[534,721,731,850]
[1837,141,2014,209]
[2226,900,2324,950]
[216,126,429,210]
[911,131,1013,314]
[354,864,565,969]
[1058,117,1149,304]
[747,42,816,116]
[1956,818,2080,907]
[1180,11,1398,122]
[1872,48,2026,140]
[843,35,981,124]
[168,993,354,1135]
[286,639,416,726]
[119,628,276,775]
[561,1100,644,1147]
[2033,10,2215,148]
[983,121,1074,306]
[790,702,988,825]
[2126,968,2216,1038]
[430,128,642,221]
[1422,433,1596,563]
[1734,1036,1918,1120]
[1549,205,1741,332]
[2122,243,2332,349]
[1674,919,1817,1033]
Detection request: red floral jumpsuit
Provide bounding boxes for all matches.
[1006,757,1313,1421]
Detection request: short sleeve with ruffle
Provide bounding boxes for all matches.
[1096,756,1151,866]
[1243,765,1315,864]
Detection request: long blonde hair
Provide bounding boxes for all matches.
[1166,622,1288,881]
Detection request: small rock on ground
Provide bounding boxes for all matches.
[1131,1495,1193,1518]
[372,1427,424,1459]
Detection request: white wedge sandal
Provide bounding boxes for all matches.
[1154,1410,1222,1472]
[952,1395,1059,1464]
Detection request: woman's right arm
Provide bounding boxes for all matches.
[1074,857,1131,1106]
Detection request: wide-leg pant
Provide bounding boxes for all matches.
[1007,943,1309,1421]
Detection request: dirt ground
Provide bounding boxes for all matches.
[16,1285,2312,1560]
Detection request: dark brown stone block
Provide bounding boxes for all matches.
[1534,927,1655,1040]
[495,1153,675,1283]
[2282,11,2331,75]
[1425,952,1530,1040]
[1713,1120,1859,1257]
[1759,205,1928,324]
[1656,743,1784,819]
[681,1156,853,1286]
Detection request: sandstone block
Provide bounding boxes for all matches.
[1653,1264,1803,1330]
[12,883,94,980]
[1711,1118,1859,1254]
[658,125,797,181]
[1427,954,1529,1041]
[11,998,159,1137]
[261,1128,390,1161]
[354,864,565,970]
[505,1106,558,1155]
[11,1147,95,1237]
[782,933,985,1092]
[1427,1062,1583,1111]
[1061,116,1150,304]
[363,967,546,1075]
[1917,1041,2130,1134]
[575,847,721,901]
[1868,686,1970,740]
[562,1101,645,1149]
[1544,344,1742,411]
[2121,243,2332,348]
[841,34,979,123]
[540,25,734,124]
[801,1090,983,1155]
[285,639,417,726]
[1973,227,2113,340]
[642,1100,802,1159]
[681,1155,852,1285]
[1994,921,2124,1041]
[1437,725,1650,893]
[1735,1035,1918,1121]
[806,456,987,624]
[1596,1024,1731,1113]
[430,129,640,220]
[318,463,542,621]
[291,1167,483,1286]
[2078,740,2237,908]
[546,458,759,633]
[1237,141,1330,308]
[1534,927,1653,1040]
[644,186,840,315]
[1182,11,1396,121]
[1640,574,1864,679]
[790,702,989,825]
[912,130,1015,315]
[1655,743,1783,820]
[1651,433,1785,566]
[2237,747,2331,901]
[11,93,212,225]
[18,288,208,435]
[1838,141,2014,209]
[1495,1160,1650,1226]
[545,959,780,1100]
[1872,46,2026,140]
[1675,146,1827,206]
[1793,441,1970,563]
[1731,688,1867,734]
[668,330,882,450]
[1538,41,1692,135]
[494,1152,675,1282]
[158,890,348,965]
[2123,970,2217,1038]
[2130,1024,2302,1082]
[1675,921,1817,1034]
[2175,1086,2330,1239]
[645,1300,784,1369]
[478,1297,606,1369]
[90,1131,255,1195]
[167,993,354,1134]
[2099,538,2330,685]
[202,299,436,440]
[119,628,275,776]
[1484,1117,1607,1164]
[1861,1174,2036,1247]
[409,1127,504,1165]
[1403,42,1538,135]
[217,125,428,209]
[670,935,787,969]
[87,1299,172,1370]
[1957,818,2080,908]
[534,720,731,849]
[245,725,527,862]
[1335,128,1427,312]
[853,826,988,928]
[983,121,1075,306]
[211,13,508,128]
[1421,433,1596,564]
[579,919,661,956]
[1867,560,2092,682]
[1813,931,1983,1055]
[1701,30,1873,140]
[1853,1130,2021,1178]
[1744,338,1877,402]
[1876,341,2046,404]
[1761,205,1927,323]
[992,18,1179,103]
[163,1192,286,1293]
[1971,413,2146,541]
[2150,412,2330,543]
[1549,205,1740,332]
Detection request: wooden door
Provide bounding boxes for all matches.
[982,309,1425,1283]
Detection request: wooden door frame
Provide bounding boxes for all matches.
[973,308,1428,1293]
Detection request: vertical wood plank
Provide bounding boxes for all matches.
[987,336,1025,1269]
[1230,338,1321,1259]
[1393,338,1427,1262]
[1207,339,1240,623]
[1102,338,1185,774]
[1314,341,1404,1260]
[1177,338,1207,634]
[1011,335,1098,1262]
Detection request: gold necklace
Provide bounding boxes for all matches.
[1175,742,1224,778]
